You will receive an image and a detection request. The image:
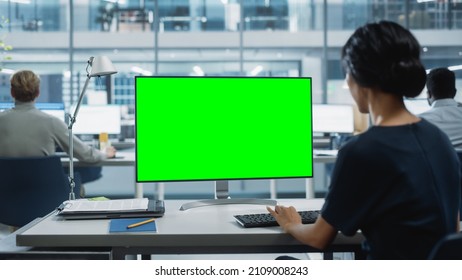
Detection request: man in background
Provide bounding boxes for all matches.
[0,70,116,197]
[419,67,462,149]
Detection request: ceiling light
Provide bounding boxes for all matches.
[131,66,152,76]
[249,65,263,76]
[193,66,205,76]
[448,65,462,71]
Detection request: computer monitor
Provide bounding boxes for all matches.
[312,104,354,134]
[36,102,66,122]
[135,76,313,209]
[0,102,13,111]
[0,102,65,122]
[72,105,121,135]
[404,98,431,115]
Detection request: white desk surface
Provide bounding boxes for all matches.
[313,154,337,164]
[16,199,362,256]
[60,151,135,167]
[61,151,143,197]
[62,152,336,199]
[62,152,336,166]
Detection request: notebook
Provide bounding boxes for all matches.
[109,218,157,233]
[57,198,165,220]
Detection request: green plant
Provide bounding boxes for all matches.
[0,16,13,70]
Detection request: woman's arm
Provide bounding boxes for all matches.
[267,205,337,250]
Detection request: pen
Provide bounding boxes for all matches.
[126,218,156,229]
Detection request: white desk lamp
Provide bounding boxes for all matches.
[67,56,117,200]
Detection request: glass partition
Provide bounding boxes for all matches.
[1,0,461,199]
[0,0,460,113]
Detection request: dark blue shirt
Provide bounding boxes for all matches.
[322,119,460,259]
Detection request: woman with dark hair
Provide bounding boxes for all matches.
[267,21,460,259]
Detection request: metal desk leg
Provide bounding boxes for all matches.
[323,252,334,260]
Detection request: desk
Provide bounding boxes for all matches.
[306,154,336,198]
[60,151,135,167]
[269,154,336,199]
[16,199,363,260]
[61,152,337,200]
[0,217,111,260]
[60,151,143,198]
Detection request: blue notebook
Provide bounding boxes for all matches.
[109,218,157,233]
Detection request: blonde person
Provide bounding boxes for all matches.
[0,70,116,195]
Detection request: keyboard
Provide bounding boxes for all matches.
[234,210,320,228]
[111,141,135,150]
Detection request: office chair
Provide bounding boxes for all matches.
[457,150,462,216]
[428,232,462,260]
[427,150,462,259]
[0,156,80,228]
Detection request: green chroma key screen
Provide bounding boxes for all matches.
[135,76,313,182]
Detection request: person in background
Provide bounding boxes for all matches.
[324,104,369,186]
[419,67,462,149]
[268,21,460,259]
[0,70,116,196]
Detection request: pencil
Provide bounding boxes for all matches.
[126,218,156,229]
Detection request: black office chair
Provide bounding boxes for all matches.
[0,156,80,228]
[428,232,462,260]
[456,150,462,216]
[428,150,462,260]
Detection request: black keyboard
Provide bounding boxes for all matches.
[234,210,320,228]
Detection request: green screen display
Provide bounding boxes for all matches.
[135,76,313,182]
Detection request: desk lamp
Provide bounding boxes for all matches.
[67,56,117,200]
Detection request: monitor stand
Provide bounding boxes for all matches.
[179,180,278,211]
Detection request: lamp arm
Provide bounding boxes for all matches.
[67,74,91,200]
[68,74,91,130]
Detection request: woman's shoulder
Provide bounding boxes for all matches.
[338,128,397,158]
[336,133,373,160]
[415,118,451,138]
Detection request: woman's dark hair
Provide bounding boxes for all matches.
[341,21,426,98]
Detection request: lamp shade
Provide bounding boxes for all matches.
[89,56,117,77]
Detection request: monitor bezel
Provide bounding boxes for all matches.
[134,76,314,183]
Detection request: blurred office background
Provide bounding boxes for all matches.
[0,0,461,199]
